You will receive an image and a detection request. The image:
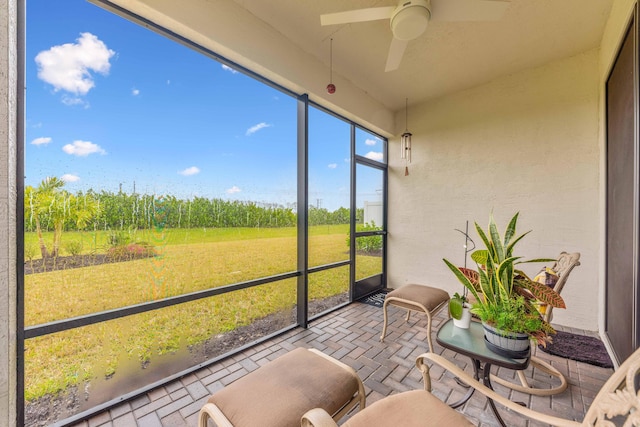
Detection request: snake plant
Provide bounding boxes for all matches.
[443,212,564,346]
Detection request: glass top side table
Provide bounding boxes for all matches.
[436,319,531,427]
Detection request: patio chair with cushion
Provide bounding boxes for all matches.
[302,345,640,427]
[489,251,581,396]
[537,251,581,323]
[198,347,365,427]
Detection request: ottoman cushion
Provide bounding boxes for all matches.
[386,284,449,311]
[343,390,473,427]
[208,348,359,427]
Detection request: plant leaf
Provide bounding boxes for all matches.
[496,256,520,294]
[489,215,505,262]
[443,259,481,303]
[474,222,492,259]
[477,261,496,304]
[449,297,463,319]
[516,278,566,308]
[503,212,519,247]
[470,250,488,265]
[515,258,557,265]
[459,267,480,288]
[504,230,531,255]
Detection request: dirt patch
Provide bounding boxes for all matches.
[24,252,156,275]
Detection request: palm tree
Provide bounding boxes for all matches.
[25,177,98,258]
[25,177,64,258]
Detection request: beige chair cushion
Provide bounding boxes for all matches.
[386,284,449,311]
[208,348,359,427]
[343,390,473,426]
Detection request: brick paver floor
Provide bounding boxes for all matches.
[72,301,613,427]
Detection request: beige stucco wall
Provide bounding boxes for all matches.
[388,49,601,331]
[0,0,18,425]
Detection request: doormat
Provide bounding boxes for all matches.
[357,290,389,308]
[538,331,613,369]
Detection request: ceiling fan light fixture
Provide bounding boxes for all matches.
[390,0,431,41]
[321,0,507,72]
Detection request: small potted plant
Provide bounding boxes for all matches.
[449,292,472,329]
[443,212,564,356]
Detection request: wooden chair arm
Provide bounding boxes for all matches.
[415,353,582,427]
[198,402,234,427]
[301,408,340,427]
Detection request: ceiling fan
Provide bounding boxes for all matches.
[320,0,509,72]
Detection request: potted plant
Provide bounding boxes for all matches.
[449,292,472,329]
[443,212,565,356]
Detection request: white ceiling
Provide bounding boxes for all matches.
[231,0,613,112]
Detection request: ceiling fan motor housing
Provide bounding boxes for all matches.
[390,0,431,41]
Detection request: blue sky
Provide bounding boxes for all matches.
[25,0,385,211]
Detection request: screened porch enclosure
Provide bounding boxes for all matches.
[22,2,389,424]
[3,0,634,426]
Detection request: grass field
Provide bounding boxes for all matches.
[24,225,380,401]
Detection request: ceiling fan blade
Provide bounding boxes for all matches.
[430,0,509,22]
[385,37,408,72]
[321,6,395,26]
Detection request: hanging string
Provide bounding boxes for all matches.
[327,38,336,94]
[330,38,333,83]
[405,98,409,133]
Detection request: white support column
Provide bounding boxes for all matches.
[0,0,19,425]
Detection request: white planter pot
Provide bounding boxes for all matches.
[452,305,472,329]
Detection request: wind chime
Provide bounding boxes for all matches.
[327,38,336,94]
[400,98,412,176]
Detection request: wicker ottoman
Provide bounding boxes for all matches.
[197,347,365,427]
[380,284,450,352]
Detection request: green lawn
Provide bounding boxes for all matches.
[24,225,380,400]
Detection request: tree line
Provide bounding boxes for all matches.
[25,178,361,258]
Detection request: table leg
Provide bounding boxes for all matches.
[481,362,507,427]
[449,359,480,409]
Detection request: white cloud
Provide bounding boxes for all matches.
[132,88,140,96]
[365,138,378,146]
[61,95,89,107]
[31,137,51,146]
[246,122,271,136]
[365,151,383,161]
[35,32,115,95]
[61,173,80,182]
[179,166,200,176]
[62,140,106,156]
[328,163,337,169]
[166,80,171,85]
[222,64,238,74]
[226,185,241,194]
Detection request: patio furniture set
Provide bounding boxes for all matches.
[196,251,639,427]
